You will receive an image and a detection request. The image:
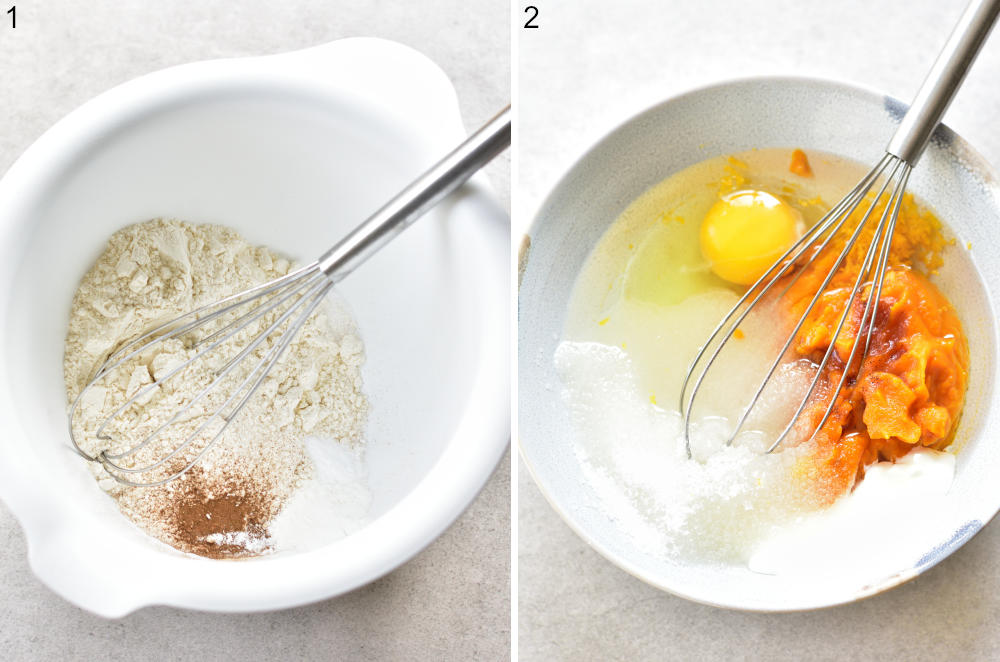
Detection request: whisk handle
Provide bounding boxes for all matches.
[317,105,511,280]
[887,0,1000,165]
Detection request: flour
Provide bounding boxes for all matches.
[64,218,372,558]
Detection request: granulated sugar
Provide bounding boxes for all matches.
[64,219,370,558]
[555,340,818,563]
[558,338,958,577]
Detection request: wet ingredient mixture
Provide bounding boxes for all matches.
[65,219,371,558]
[558,148,970,565]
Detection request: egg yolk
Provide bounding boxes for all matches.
[700,190,801,285]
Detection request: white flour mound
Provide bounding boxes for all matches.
[64,218,372,557]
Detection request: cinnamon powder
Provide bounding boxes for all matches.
[160,469,277,559]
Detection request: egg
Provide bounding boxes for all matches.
[622,223,719,307]
[700,189,802,285]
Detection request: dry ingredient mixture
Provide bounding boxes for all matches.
[65,219,370,558]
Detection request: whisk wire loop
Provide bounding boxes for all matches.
[720,158,905,447]
[95,276,334,487]
[770,157,895,301]
[191,269,325,350]
[90,268,327,448]
[67,264,323,457]
[679,154,919,458]
[679,155,897,455]
[802,165,912,448]
[677,154,893,424]
[761,161,909,453]
[98,262,320,379]
[99,273,329,463]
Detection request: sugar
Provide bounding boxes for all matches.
[556,340,817,563]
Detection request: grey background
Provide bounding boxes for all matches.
[518,0,1000,660]
[0,1,510,660]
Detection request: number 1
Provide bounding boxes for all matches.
[6,5,14,29]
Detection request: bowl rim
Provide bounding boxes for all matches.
[517,73,1000,613]
[0,38,510,617]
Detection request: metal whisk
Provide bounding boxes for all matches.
[69,105,510,487]
[680,0,1000,457]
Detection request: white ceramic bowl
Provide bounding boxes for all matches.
[518,77,1000,611]
[0,38,509,617]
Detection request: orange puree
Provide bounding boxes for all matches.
[775,185,968,504]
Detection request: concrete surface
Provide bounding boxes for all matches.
[518,0,1000,660]
[0,1,509,660]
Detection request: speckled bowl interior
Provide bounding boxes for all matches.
[518,77,1000,611]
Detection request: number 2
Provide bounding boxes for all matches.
[524,5,539,29]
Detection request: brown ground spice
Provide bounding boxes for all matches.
[158,469,277,559]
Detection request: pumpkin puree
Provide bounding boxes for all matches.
[775,167,969,505]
